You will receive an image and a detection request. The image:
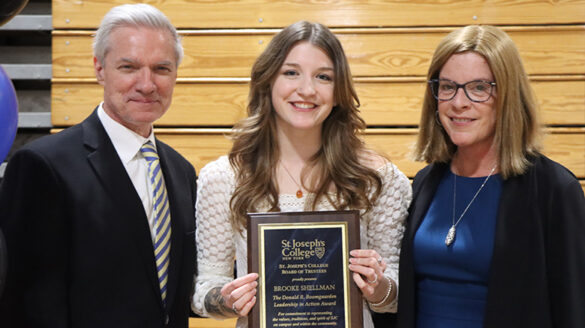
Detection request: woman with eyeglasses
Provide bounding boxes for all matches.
[396,25,585,328]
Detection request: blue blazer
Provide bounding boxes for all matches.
[0,109,197,328]
[397,155,585,328]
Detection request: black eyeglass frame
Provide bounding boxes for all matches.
[428,78,497,103]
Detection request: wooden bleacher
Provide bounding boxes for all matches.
[52,1,585,28]
[151,127,585,179]
[188,318,237,328]
[50,2,585,326]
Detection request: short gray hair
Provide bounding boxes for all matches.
[93,4,183,66]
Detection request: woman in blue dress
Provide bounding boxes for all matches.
[397,25,585,328]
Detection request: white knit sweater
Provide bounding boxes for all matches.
[192,156,412,328]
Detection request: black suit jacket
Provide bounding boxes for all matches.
[397,155,585,328]
[0,110,197,328]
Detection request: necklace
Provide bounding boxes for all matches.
[445,164,497,247]
[280,161,304,198]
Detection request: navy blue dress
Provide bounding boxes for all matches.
[413,170,502,327]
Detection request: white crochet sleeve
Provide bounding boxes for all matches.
[364,162,412,313]
[192,156,237,318]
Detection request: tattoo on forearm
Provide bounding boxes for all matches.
[204,287,232,317]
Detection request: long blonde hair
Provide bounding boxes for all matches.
[229,21,382,230]
[414,25,542,179]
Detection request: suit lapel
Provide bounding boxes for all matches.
[82,110,165,310]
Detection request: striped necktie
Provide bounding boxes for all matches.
[141,141,171,304]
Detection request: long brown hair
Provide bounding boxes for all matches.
[414,25,542,179]
[229,21,382,230]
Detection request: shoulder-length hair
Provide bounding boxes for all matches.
[229,21,382,230]
[414,25,542,179]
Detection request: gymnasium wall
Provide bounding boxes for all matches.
[51,1,585,194]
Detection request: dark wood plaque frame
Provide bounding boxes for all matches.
[247,210,363,328]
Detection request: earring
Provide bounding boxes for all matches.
[435,111,442,127]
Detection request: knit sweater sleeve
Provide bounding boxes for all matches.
[191,156,237,318]
[365,162,412,313]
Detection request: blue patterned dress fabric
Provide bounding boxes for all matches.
[413,170,502,327]
[141,141,171,305]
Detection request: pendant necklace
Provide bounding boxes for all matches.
[445,164,497,247]
[280,161,305,198]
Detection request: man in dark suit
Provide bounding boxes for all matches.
[0,4,197,327]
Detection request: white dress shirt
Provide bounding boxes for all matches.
[97,103,159,242]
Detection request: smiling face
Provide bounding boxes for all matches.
[437,51,497,153]
[94,26,178,137]
[270,41,335,135]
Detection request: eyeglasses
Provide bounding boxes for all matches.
[428,79,496,103]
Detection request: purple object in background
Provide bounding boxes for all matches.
[0,0,27,301]
[0,65,18,164]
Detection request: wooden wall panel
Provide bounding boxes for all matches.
[53,0,585,29]
[50,0,585,197]
[534,78,585,125]
[543,129,585,179]
[155,129,234,173]
[153,128,585,179]
[51,78,585,127]
[52,26,585,79]
[362,129,425,177]
[367,129,585,178]
[189,317,237,328]
[51,82,249,126]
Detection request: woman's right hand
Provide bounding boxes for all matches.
[221,272,259,317]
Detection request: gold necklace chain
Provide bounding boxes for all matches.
[280,161,304,198]
[445,164,497,247]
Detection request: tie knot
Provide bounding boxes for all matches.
[140,141,159,162]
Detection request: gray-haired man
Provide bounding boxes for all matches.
[0,4,196,327]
